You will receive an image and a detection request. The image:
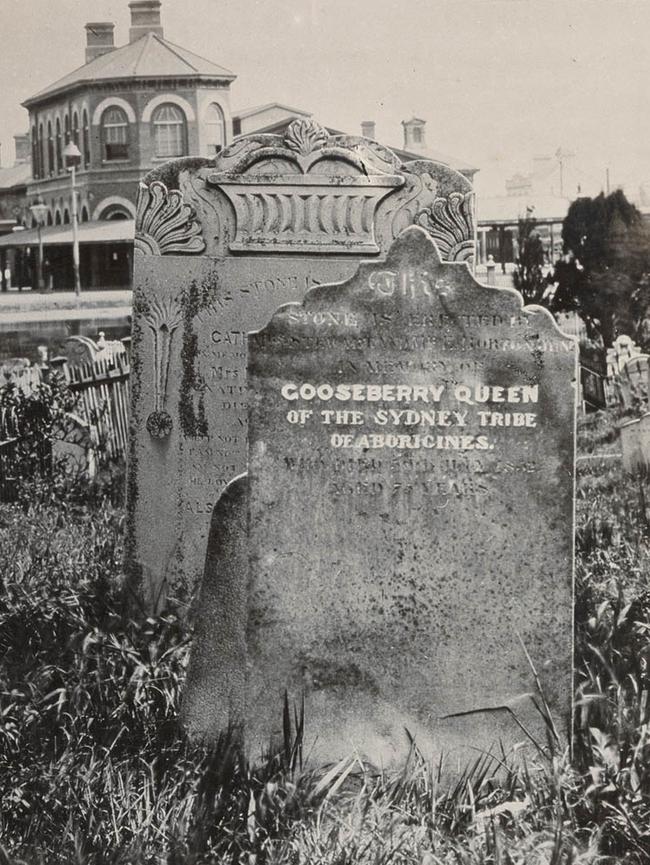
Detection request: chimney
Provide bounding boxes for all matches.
[85,22,115,63]
[14,133,30,165]
[402,117,427,151]
[361,120,376,140]
[129,0,164,42]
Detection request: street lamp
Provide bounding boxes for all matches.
[63,141,82,297]
[28,197,48,293]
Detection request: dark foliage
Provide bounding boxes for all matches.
[513,213,549,304]
[549,190,650,347]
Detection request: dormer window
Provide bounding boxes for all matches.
[152,103,186,158]
[102,107,129,161]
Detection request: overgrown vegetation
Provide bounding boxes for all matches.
[549,190,650,348]
[0,407,649,863]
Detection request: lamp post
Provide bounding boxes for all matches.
[63,141,82,297]
[28,198,48,293]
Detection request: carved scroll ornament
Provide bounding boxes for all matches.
[135,181,206,256]
[415,192,475,264]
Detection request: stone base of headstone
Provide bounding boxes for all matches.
[183,478,559,773]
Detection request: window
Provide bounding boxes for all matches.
[412,126,423,144]
[63,209,70,224]
[100,205,130,221]
[55,211,62,225]
[152,104,186,158]
[72,111,79,148]
[102,107,129,161]
[64,114,70,145]
[83,110,90,168]
[47,121,54,176]
[38,123,45,179]
[80,206,89,223]
[31,124,39,178]
[55,118,62,173]
[205,103,225,157]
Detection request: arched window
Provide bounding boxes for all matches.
[152,104,186,158]
[38,123,45,180]
[99,204,131,221]
[82,110,90,168]
[55,118,62,173]
[31,124,39,178]
[64,114,70,145]
[63,209,70,224]
[46,211,53,226]
[72,111,79,148]
[47,121,54,176]
[80,206,89,223]
[55,211,62,225]
[205,103,225,157]
[102,107,129,161]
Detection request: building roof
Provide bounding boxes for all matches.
[391,142,477,175]
[233,102,312,122]
[477,195,571,225]
[0,162,31,191]
[24,32,235,106]
[0,219,134,248]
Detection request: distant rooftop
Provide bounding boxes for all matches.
[233,102,312,122]
[0,162,31,191]
[478,194,571,225]
[25,34,235,106]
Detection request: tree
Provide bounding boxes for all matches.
[513,212,549,304]
[548,190,650,347]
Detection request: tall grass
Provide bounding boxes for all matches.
[0,408,649,863]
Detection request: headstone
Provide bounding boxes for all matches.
[63,336,98,367]
[620,413,650,473]
[127,119,476,610]
[52,412,97,477]
[184,226,577,769]
[620,354,649,411]
[580,365,606,411]
[64,333,126,367]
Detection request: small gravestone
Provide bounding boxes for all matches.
[128,119,475,610]
[620,355,649,411]
[184,227,577,769]
[620,413,650,473]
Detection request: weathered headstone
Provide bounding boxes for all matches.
[619,354,649,411]
[128,119,475,610]
[620,413,650,473]
[64,333,127,367]
[184,226,577,769]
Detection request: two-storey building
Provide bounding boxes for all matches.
[0,0,476,291]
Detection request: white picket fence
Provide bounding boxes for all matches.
[60,353,130,461]
[0,346,131,499]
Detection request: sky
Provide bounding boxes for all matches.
[1,0,649,199]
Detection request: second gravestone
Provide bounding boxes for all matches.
[127,119,475,610]
[184,226,577,768]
